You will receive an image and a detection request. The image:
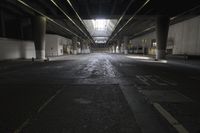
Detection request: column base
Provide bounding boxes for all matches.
[120,49,123,54]
[109,49,112,53]
[36,50,45,59]
[156,49,166,59]
[73,50,77,55]
[124,50,128,55]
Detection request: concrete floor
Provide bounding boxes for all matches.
[0,53,200,133]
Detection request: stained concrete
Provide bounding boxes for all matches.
[0,53,200,133]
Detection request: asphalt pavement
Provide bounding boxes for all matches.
[0,53,200,133]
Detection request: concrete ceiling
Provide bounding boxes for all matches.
[1,0,200,45]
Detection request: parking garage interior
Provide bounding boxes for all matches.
[1,0,200,133]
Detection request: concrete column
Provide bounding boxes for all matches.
[80,39,84,54]
[67,45,71,54]
[0,9,6,37]
[114,44,117,53]
[113,42,117,53]
[123,36,129,54]
[85,40,90,54]
[120,43,124,53]
[112,45,115,53]
[82,39,88,54]
[117,40,121,53]
[136,44,139,54]
[87,43,91,53]
[32,16,46,59]
[72,36,78,55]
[109,46,112,53]
[156,15,170,60]
[20,22,24,39]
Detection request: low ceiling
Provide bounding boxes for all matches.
[1,0,200,45]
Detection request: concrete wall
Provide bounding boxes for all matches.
[168,16,200,55]
[92,48,110,53]
[45,35,58,56]
[130,32,156,55]
[0,38,35,60]
[130,15,200,55]
[45,34,72,56]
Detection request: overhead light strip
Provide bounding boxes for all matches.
[107,0,135,44]
[17,0,80,38]
[66,0,95,43]
[67,0,94,42]
[51,0,94,44]
[109,0,151,42]
[170,4,200,21]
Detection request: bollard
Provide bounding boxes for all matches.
[32,57,35,62]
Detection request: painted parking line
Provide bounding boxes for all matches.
[136,75,151,86]
[37,89,63,113]
[14,118,30,133]
[153,103,189,133]
[154,75,177,86]
[190,76,200,81]
[136,75,177,86]
[14,88,63,133]
[145,75,168,86]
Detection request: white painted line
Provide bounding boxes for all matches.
[153,103,189,133]
[145,75,168,86]
[154,75,177,86]
[136,75,150,86]
[37,89,63,113]
[173,91,193,102]
[14,118,30,133]
[14,89,63,133]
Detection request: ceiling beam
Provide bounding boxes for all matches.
[50,0,94,43]
[17,0,81,38]
[106,0,135,44]
[108,0,151,42]
[65,0,94,43]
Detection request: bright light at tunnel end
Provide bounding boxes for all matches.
[92,19,109,30]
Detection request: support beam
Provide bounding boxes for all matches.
[32,16,46,59]
[156,15,170,60]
